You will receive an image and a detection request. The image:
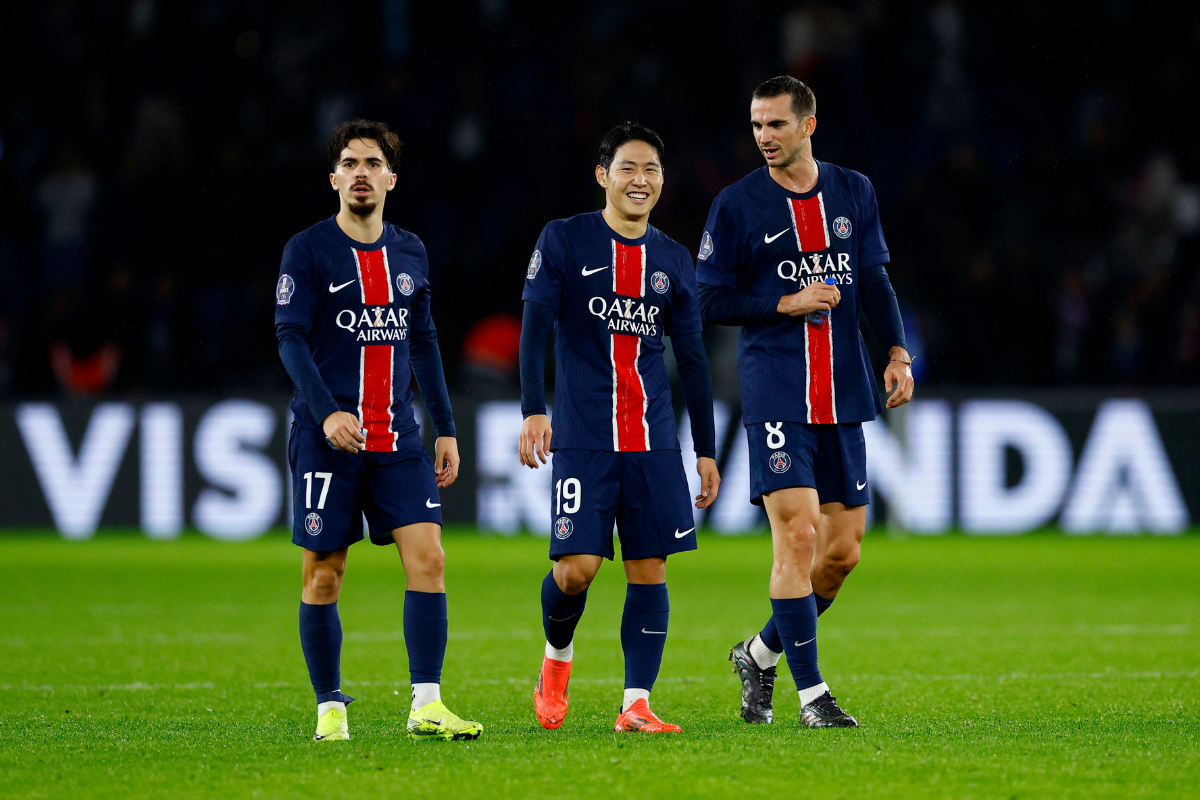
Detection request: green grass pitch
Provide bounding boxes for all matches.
[2,530,1197,799]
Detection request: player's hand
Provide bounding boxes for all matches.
[519,414,553,468]
[434,437,460,488]
[322,411,366,453]
[777,281,841,317]
[695,456,721,509]
[883,347,915,409]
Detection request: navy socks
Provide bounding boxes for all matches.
[541,570,588,649]
[759,591,836,655]
[814,592,835,617]
[621,583,670,691]
[771,595,822,691]
[299,601,343,703]
[404,590,448,685]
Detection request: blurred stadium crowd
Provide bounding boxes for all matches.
[0,0,1197,399]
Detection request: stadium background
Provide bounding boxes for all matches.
[1,0,1198,538]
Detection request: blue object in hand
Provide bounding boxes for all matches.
[807,277,839,326]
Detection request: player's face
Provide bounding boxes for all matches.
[595,140,663,219]
[750,95,815,168]
[329,138,397,216]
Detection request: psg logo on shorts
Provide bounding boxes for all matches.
[698,231,714,261]
[396,273,414,296]
[554,516,574,539]
[305,513,323,536]
[833,217,852,239]
[651,271,670,294]
[276,274,295,305]
[768,451,792,474]
[527,250,542,280]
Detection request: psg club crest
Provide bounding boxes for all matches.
[396,273,415,296]
[527,249,542,280]
[768,451,792,474]
[833,217,852,239]
[651,271,670,294]
[276,274,295,305]
[554,516,574,539]
[305,513,323,536]
[698,231,714,261]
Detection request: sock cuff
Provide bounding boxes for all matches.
[404,590,447,614]
[770,594,814,615]
[625,582,669,610]
[300,600,338,615]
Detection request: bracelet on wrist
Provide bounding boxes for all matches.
[890,358,913,366]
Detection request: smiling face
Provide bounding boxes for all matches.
[595,140,663,220]
[329,137,397,216]
[750,94,816,169]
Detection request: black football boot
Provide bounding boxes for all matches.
[728,637,776,724]
[799,691,858,728]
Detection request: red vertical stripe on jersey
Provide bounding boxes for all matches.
[612,335,648,451]
[360,344,397,452]
[804,317,836,424]
[354,247,392,305]
[610,240,649,451]
[788,194,831,252]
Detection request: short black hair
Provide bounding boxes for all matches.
[327,118,403,171]
[751,76,817,121]
[598,122,664,171]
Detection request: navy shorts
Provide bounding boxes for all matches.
[288,418,442,552]
[548,449,697,562]
[746,421,868,508]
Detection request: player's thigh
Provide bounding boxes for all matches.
[615,450,696,562]
[289,419,367,552]
[817,502,867,563]
[746,421,819,507]
[549,449,620,561]
[391,522,445,590]
[364,446,442,545]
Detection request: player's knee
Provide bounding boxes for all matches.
[824,541,861,578]
[305,564,343,601]
[408,544,445,582]
[779,518,817,551]
[554,562,595,595]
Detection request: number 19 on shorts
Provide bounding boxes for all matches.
[555,478,580,515]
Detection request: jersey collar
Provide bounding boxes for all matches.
[759,161,825,200]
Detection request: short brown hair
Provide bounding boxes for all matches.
[327,119,403,171]
[751,76,816,121]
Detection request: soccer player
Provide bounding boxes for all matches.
[697,77,914,728]
[519,122,721,734]
[274,119,481,742]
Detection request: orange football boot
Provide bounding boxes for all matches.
[613,698,681,733]
[534,656,572,729]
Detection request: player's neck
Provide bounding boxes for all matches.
[335,207,386,244]
[768,150,819,194]
[600,206,648,240]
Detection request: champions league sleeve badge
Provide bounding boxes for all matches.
[698,231,714,261]
[833,217,852,239]
[275,274,295,305]
[527,249,542,280]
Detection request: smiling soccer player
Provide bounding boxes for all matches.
[274,119,480,742]
[698,77,914,728]
[519,122,721,734]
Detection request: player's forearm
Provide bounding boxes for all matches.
[697,284,782,326]
[671,332,717,459]
[276,324,340,424]
[858,264,907,351]
[408,322,457,439]
[519,300,554,418]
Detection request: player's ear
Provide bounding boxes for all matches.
[386,171,397,191]
[329,172,338,191]
[595,164,608,188]
[804,115,817,137]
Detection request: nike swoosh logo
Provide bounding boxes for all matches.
[426,499,441,508]
[764,229,789,244]
[794,638,815,647]
[642,628,667,635]
[857,480,866,490]
[329,280,356,293]
[547,613,578,622]
[581,265,609,276]
[674,527,695,539]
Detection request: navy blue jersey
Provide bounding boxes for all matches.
[522,211,703,452]
[696,164,889,425]
[275,217,432,451]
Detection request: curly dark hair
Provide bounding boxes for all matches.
[327,118,403,170]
